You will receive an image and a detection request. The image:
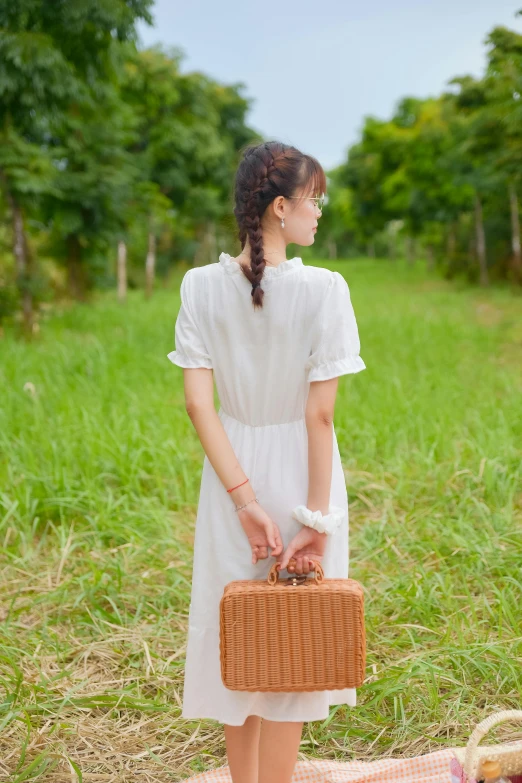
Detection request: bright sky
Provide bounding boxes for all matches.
[137,1,522,171]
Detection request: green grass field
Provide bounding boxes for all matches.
[1,258,521,782]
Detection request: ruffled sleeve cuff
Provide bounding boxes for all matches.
[307,354,366,383]
[167,270,213,369]
[167,350,213,370]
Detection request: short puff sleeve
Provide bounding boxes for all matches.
[167,270,213,369]
[305,271,366,382]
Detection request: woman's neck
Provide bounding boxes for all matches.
[238,238,289,268]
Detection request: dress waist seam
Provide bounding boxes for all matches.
[218,407,305,428]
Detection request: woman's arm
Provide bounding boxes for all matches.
[182,367,255,509]
[181,366,283,563]
[274,377,340,574]
[305,377,339,514]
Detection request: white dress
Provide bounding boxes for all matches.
[167,251,366,726]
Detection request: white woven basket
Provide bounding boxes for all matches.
[451,710,522,782]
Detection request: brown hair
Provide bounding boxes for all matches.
[232,140,327,309]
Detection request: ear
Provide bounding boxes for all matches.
[271,195,285,220]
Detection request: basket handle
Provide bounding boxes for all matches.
[464,710,522,776]
[267,559,324,585]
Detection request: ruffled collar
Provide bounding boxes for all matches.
[218,251,303,278]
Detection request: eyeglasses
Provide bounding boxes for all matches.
[287,194,325,210]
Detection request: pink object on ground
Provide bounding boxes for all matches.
[181,747,454,783]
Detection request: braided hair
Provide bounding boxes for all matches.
[232,141,326,309]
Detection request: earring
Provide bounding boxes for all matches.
[281,217,285,228]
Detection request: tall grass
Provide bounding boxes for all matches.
[1,258,521,781]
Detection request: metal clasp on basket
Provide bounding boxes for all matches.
[286,574,307,586]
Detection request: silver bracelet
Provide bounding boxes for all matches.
[234,497,259,513]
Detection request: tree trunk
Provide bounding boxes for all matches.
[509,181,522,285]
[447,223,456,259]
[207,220,217,265]
[406,236,415,266]
[145,231,156,298]
[327,237,337,259]
[444,222,458,280]
[388,232,396,262]
[468,230,475,265]
[367,240,375,258]
[67,235,88,300]
[426,245,434,271]
[117,240,127,302]
[194,220,217,266]
[474,192,489,286]
[11,198,33,335]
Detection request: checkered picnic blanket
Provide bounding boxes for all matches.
[183,747,455,783]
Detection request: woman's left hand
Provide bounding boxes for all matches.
[275,526,327,575]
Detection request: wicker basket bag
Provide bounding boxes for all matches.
[219,558,366,692]
[450,710,522,783]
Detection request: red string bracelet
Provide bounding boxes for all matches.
[227,478,249,493]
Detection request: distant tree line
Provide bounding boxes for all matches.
[1,3,521,336]
[322,15,522,287]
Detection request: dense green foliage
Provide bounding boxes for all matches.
[0,1,259,331]
[0,259,520,778]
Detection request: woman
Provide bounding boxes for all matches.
[168,140,366,783]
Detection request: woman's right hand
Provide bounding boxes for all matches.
[276,525,328,575]
[237,501,284,565]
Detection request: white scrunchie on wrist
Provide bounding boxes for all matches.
[291,504,345,535]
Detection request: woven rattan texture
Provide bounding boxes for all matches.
[219,562,365,692]
[452,709,522,779]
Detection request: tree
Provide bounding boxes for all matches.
[121,46,259,275]
[44,86,141,299]
[0,4,80,331]
[0,0,153,326]
[482,25,522,283]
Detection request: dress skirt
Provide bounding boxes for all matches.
[180,406,357,726]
